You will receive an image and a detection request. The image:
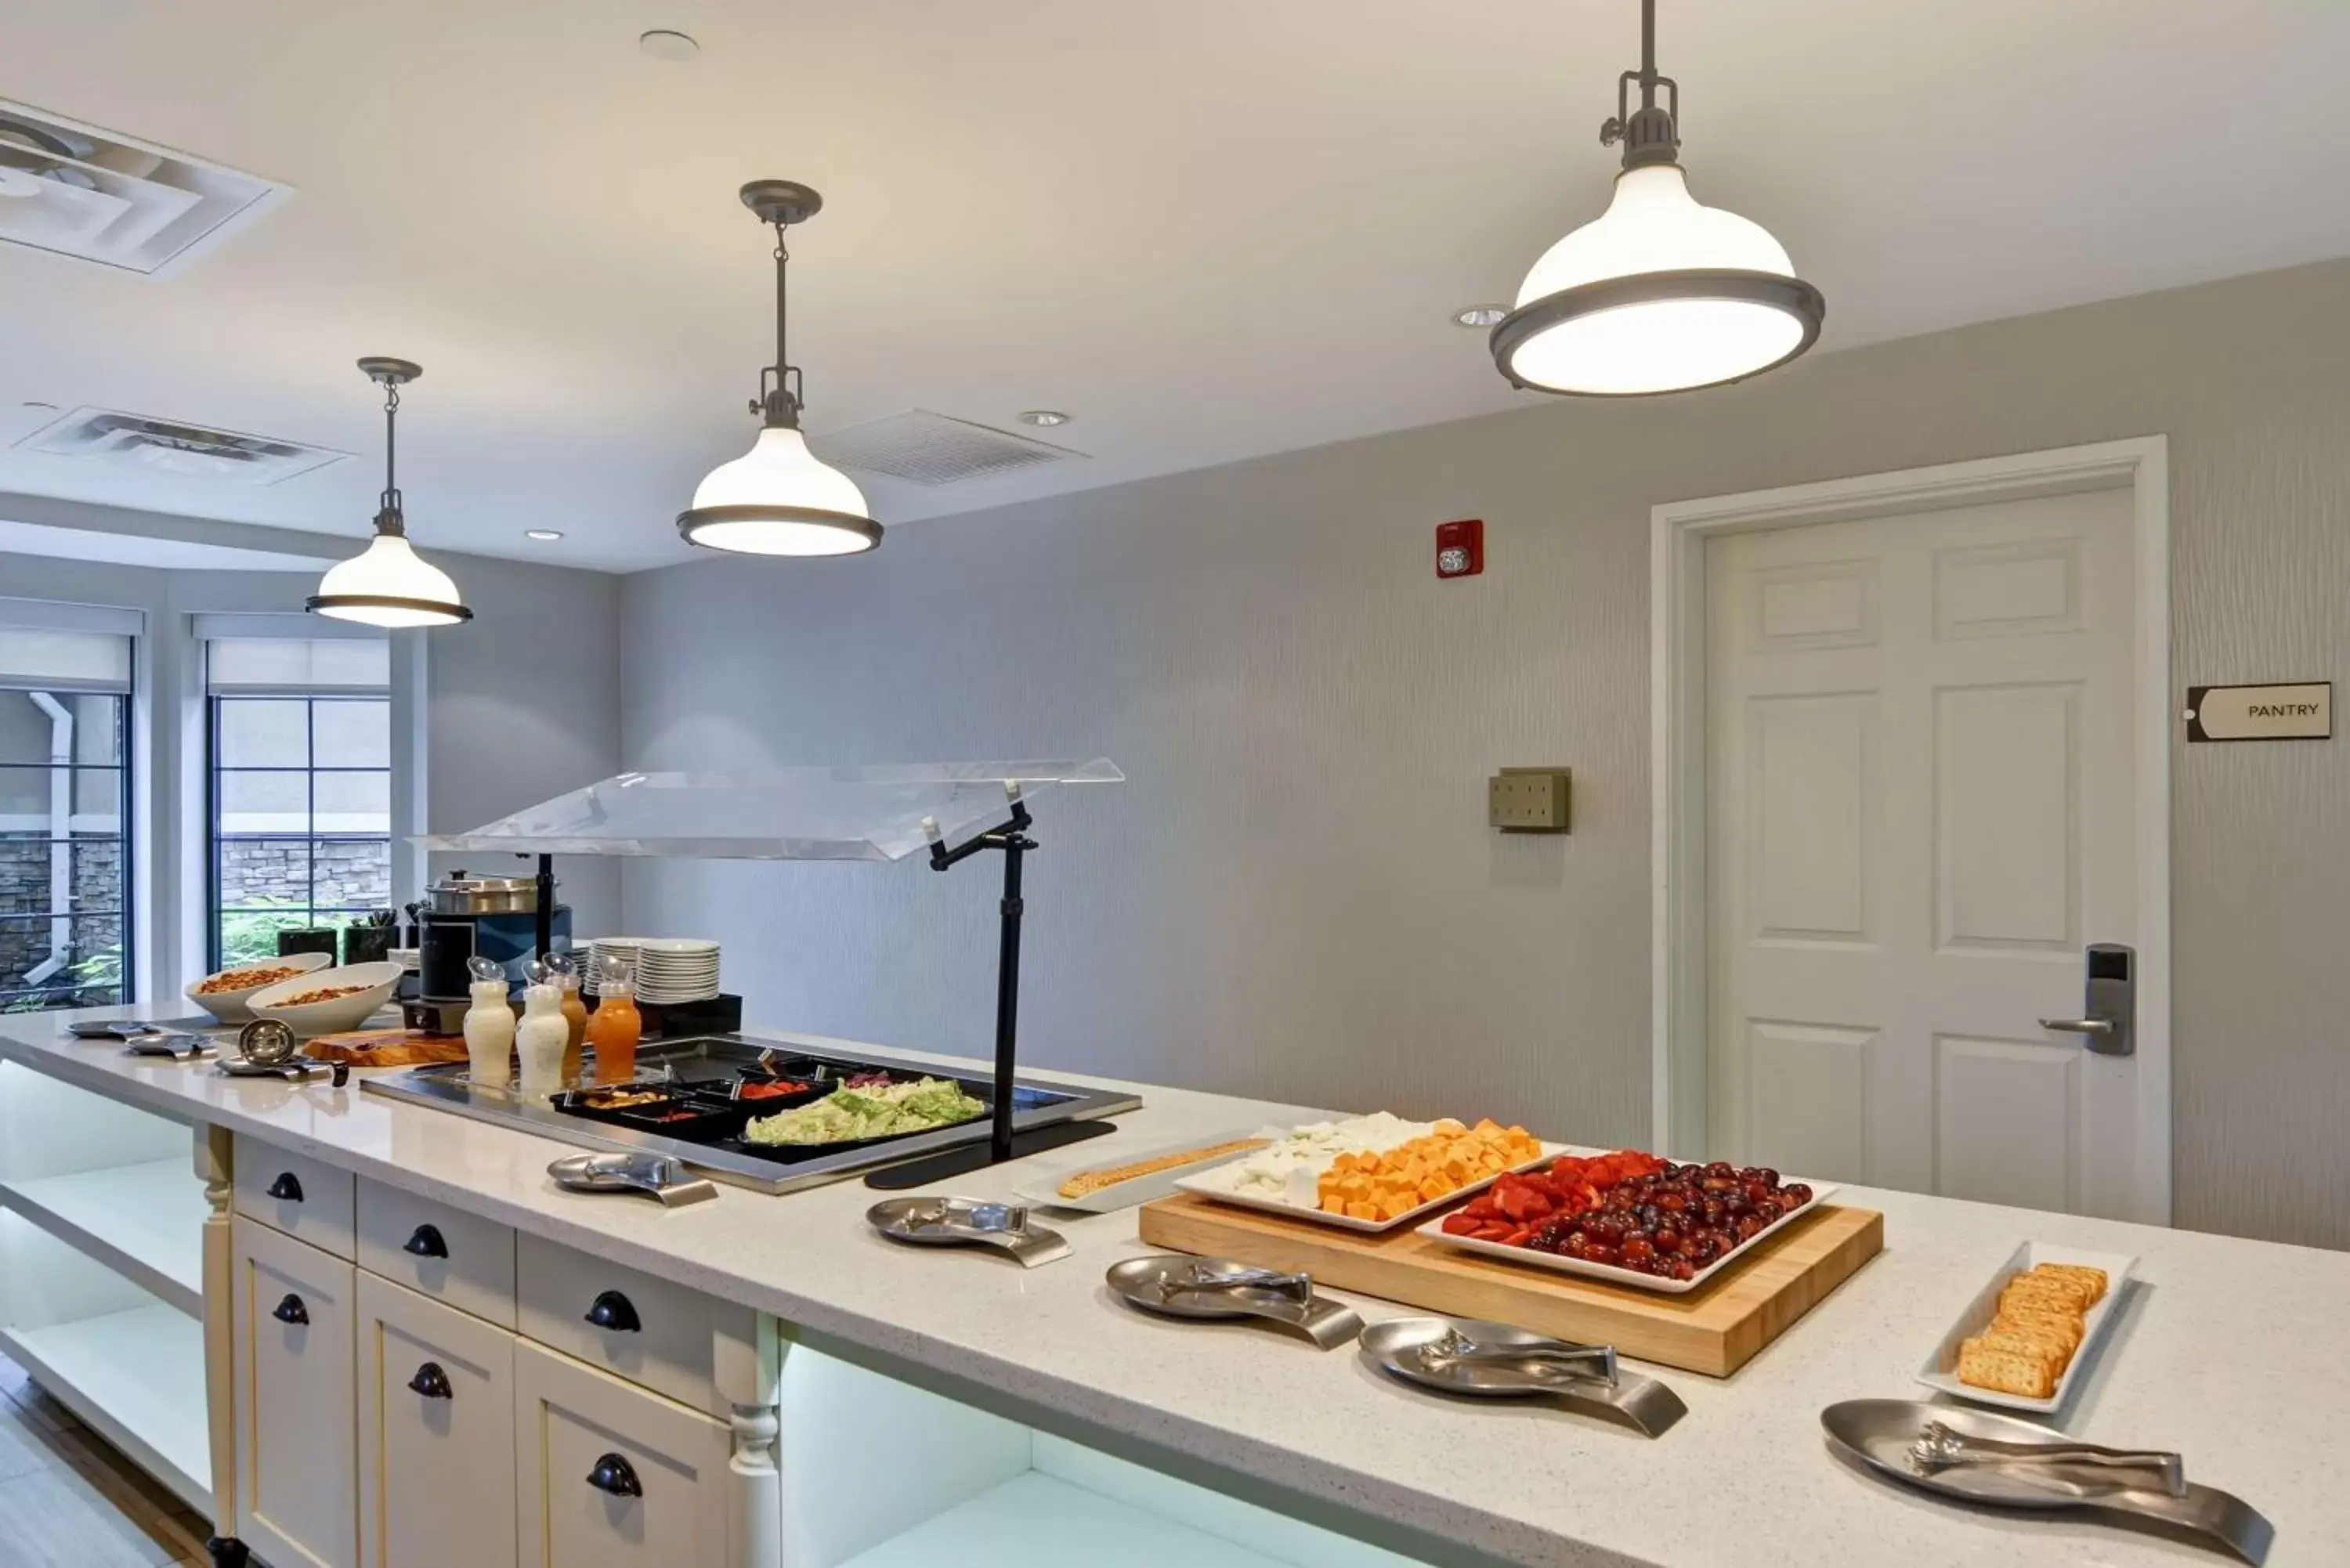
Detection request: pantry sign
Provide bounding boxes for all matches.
[2184,681,2332,742]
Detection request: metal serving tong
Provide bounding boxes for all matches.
[1910,1419,2186,1498]
[1822,1400,2272,1565]
[867,1197,1072,1268]
[1105,1255,1365,1348]
[1361,1317,1684,1438]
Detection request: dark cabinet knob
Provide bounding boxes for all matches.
[403,1224,448,1259]
[585,1453,642,1498]
[271,1293,309,1326]
[266,1172,304,1202]
[584,1290,641,1333]
[407,1362,453,1400]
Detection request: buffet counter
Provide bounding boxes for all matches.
[2,1009,2344,1568]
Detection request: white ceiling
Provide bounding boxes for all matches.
[2,0,2348,573]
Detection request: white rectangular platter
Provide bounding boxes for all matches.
[1416,1180,1840,1295]
[1009,1130,1269,1214]
[1914,1241,2138,1413]
[1174,1141,1571,1234]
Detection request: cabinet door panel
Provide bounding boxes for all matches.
[233,1217,357,1568]
[513,1339,731,1568]
[356,1274,517,1568]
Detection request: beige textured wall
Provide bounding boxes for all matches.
[621,258,2350,1250]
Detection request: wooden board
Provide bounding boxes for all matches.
[1137,1194,1882,1376]
[301,1030,468,1068]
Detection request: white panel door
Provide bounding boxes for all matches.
[232,1217,358,1568]
[1705,487,2144,1216]
[356,1273,516,1568]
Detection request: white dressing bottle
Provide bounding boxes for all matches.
[461,956,515,1090]
[514,959,569,1105]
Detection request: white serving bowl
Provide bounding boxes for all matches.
[248,961,405,1039]
[184,952,336,1025]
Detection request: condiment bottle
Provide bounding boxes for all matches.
[586,953,641,1086]
[546,950,588,1083]
[515,960,570,1105]
[461,956,515,1090]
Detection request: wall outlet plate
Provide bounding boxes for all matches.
[1490,768,1571,833]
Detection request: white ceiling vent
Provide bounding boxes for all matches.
[0,99,289,276]
[809,410,1088,486]
[14,406,348,486]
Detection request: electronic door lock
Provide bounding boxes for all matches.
[2040,943,2135,1057]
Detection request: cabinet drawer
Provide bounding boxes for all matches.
[356,1274,517,1568]
[514,1338,732,1568]
[235,1136,357,1260]
[356,1178,517,1328]
[233,1217,357,1568]
[516,1233,755,1417]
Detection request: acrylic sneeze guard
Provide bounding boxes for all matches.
[414,758,1124,862]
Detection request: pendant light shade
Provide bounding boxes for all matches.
[678,180,881,557]
[1493,0,1822,398]
[307,357,472,627]
[678,426,878,556]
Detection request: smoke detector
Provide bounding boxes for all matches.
[0,99,290,276]
[14,406,349,486]
[808,410,1088,486]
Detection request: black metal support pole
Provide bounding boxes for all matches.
[533,852,555,959]
[991,828,1025,1164]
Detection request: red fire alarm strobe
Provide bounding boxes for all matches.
[1436,518,1484,579]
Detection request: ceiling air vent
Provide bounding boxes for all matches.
[14,406,348,486]
[0,99,289,276]
[809,410,1087,486]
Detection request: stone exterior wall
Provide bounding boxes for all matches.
[0,835,124,1006]
[219,838,392,912]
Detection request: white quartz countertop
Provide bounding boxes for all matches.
[3,1012,2341,1568]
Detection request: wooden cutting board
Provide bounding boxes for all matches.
[1137,1194,1882,1376]
[301,1029,469,1068]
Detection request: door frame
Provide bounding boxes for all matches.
[1649,436,2172,1223]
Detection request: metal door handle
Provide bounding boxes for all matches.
[407,1362,453,1400]
[266,1172,304,1202]
[584,1290,641,1332]
[586,1453,642,1498]
[2039,1017,2115,1036]
[271,1293,309,1326]
[403,1224,448,1259]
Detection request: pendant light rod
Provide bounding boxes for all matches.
[357,355,421,536]
[1601,0,1679,169]
[740,179,821,430]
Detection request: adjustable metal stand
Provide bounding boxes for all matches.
[864,788,1117,1190]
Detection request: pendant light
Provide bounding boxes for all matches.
[1491,0,1824,397]
[306,358,472,627]
[677,181,880,557]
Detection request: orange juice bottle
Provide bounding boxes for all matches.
[586,959,641,1085]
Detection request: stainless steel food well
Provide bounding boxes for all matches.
[867,1197,1070,1267]
[1106,1255,1365,1349]
[1360,1316,1686,1438]
[1821,1399,2272,1564]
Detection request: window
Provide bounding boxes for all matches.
[206,634,392,967]
[0,627,133,1013]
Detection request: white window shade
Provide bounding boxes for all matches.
[206,634,389,695]
[0,627,133,693]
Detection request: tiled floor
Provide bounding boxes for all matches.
[0,1345,213,1568]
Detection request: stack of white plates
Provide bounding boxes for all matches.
[579,937,643,996]
[631,938,721,1005]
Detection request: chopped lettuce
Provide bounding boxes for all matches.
[742,1076,985,1146]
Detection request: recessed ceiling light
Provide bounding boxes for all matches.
[525,529,563,542]
[1453,305,1509,329]
[1017,410,1072,428]
[638,29,700,61]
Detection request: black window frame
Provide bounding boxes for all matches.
[206,692,392,971]
[0,684,135,1014]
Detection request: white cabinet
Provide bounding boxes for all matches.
[356,1273,516,1568]
[356,1177,517,1328]
[232,1215,357,1568]
[234,1136,358,1260]
[514,1335,734,1568]
[516,1230,756,1418]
